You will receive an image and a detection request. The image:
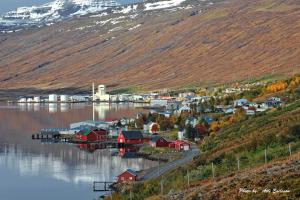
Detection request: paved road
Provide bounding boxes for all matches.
[140,145,199,181]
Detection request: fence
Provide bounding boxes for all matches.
[188,142,300,183]
[126,142,300,199]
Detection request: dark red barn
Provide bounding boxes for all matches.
[149,136,170,148]
[75,128,108,142]
[117,169,138,183]
[117,131,144,145]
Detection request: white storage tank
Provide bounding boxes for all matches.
[49,94,58,102]
[26,98,34,103]
[60,95,69,102]
[33,96,40,103]
[18,98,27,103]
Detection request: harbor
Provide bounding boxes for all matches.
[0,102,158,200]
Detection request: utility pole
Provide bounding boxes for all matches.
[211,163,215,179]
[264,149,267,164]
[92,102,95,121]
[160,180,164,195]
[187,170,190,188]
[158,157,160,177]
[130,190,132,200]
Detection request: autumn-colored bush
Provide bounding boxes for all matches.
[289,76,300,88]
[210,121,220,132]
[266,81,288,93]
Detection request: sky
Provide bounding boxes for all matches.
[0,0,50,14]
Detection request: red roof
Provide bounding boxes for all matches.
[174,140,189,145]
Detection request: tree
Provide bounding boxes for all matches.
[158,116,174,131]
[151,123,160,133]
[147,112,155,122]
[135,117,145,129]
[198,103,205,114]
[290,124,300,139]
[210,121,220,133]
[233,108,247,121]
[135,113,147,129]
[185,124,196,139]
[196,123,207,138]
[176,112,189,129]
[289,76,300,88]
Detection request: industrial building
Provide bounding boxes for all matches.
[92,83,110,102]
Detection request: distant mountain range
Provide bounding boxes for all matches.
[0,0,299,95]
[0,0,120,31]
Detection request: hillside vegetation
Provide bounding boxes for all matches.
[109,79,300,199]
[0,0,300,93]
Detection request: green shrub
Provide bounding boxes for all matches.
[289,124,300,139]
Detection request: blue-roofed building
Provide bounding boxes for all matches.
[234,99,249,107]
[202,116,214,124]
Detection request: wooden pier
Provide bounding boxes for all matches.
[93,181,115,192]
[32,133,58,140]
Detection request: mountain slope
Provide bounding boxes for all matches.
[0,0,300,94]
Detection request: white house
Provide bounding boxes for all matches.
[143,121,160,134]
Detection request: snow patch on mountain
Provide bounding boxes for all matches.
[0,0,118,25]
[0,0,204,33]
[144,0,186,11]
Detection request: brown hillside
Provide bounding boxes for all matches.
[0,0,300,93]
[165,152,300,200]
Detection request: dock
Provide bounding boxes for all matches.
[93,181,115,192]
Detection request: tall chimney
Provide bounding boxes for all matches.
[92,83,95,101]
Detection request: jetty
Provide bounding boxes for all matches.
[93,181,115,192]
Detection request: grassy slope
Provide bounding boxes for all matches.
[0,0,300,92]
[111,99,300,200]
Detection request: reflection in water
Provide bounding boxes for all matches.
[33,103,40,112]
[49,103,58,113]
[0,103,153,200]
[60,103,70,112]
[0,143,151,184]
[15,102,146,119]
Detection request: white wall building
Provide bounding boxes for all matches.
[49,94,58,102]
[33,96,40,103]
[26,97,34,103]
[18,98,27,103]
[60,95,69,102]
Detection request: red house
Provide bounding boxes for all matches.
[149,136,170,148]
[174,140,191,151]
[117,131,144,145]
[168,142,175,148]
[75,128,108,142]
[117,169,138,183]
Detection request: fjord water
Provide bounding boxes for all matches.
[0,103,156,200]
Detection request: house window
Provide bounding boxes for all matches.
[121,177,124,180]
[120,139,123,143]
[129,177,133,180]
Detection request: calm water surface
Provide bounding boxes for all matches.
[0,102,156,200]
